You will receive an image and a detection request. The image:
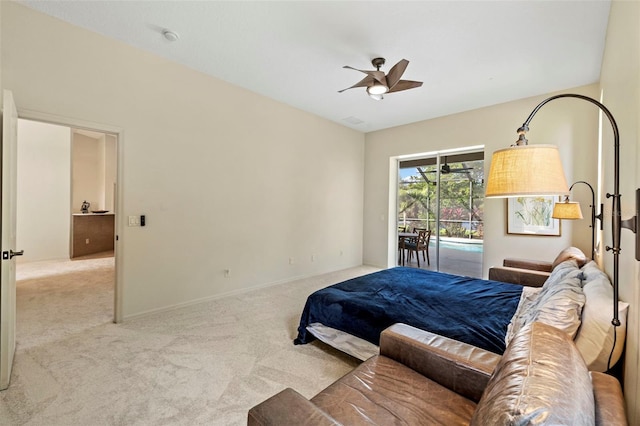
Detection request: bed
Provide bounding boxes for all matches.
[293,258,629,372]
[294,267,524,358]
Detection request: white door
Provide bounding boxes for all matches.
[0,90,21,389]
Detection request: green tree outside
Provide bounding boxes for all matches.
[398,160,484,239]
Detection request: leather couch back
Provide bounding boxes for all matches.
[471,322,594,425]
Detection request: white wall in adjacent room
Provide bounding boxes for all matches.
[71,131,117,212]
[16,119,71,262]
[72,133,103,212]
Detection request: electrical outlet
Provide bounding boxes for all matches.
[289,257,295,265]
[85,238,90,245]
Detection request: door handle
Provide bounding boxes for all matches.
[2,250,24,260]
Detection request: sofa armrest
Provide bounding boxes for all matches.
[488,266,549,287]
[591,372,628,426]
[503,258,553,272]
[379,323,501,402]
[248,388,340,426]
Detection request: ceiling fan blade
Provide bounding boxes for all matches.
[343,66,387,85]
[385,59,409,89]
[387,80,423,93]
[338,75,375,93]
[428,167,473,173]
[342,65,375,73]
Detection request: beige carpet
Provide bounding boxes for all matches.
[0,256,377,425]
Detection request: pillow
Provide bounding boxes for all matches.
[574,261,629,372]
[504,286,541,346]
[551,246,588,269]
[532,272,585,338]
[472,322,595,426]
[543,258,580,290]
[505,260,584,345]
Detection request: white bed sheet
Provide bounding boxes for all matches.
[306,322,378,361]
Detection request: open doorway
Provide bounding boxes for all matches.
[15,119,117,348]
[397,149,484,278]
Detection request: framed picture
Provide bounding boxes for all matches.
[507,196,561,236]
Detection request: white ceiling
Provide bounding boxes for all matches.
[19,0,611,132]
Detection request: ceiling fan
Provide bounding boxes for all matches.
[338,57,423,100]
[429,158,474,174]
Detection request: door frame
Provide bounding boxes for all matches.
[18,108,125,323]
[1,90,19,389]
[389,145,484,272]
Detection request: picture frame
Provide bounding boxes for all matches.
[507,196,561,236]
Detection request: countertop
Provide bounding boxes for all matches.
[72,212,115,216]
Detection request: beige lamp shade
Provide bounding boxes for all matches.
[552,201,583,219]
[485,144,570,197]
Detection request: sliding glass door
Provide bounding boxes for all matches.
[398,150,484,277]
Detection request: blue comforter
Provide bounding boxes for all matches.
[294,267,523,354]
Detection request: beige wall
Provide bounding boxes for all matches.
[105,135,117,212]
[363,84,600,275]
[72,133,103,213]
[1,2,365,317]
[71,132,116,213]
[16,119,71,262]
[600,1,640,422]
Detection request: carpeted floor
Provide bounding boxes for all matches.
[0,255,377,425]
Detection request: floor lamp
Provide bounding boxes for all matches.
[552,181,603,260]
[485,93,639,328]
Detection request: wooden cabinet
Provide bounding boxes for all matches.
[72,213,115,258]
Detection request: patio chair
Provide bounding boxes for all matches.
[398,227,407,265]
[405,229,431,266]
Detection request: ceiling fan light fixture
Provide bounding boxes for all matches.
[368,93,384,101]
[339,58,422,97]
[367,83,389,96]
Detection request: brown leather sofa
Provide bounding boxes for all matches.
[488,246,589,287]
[248,322,627,425]
[488,257,553,287]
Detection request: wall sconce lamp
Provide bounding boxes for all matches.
[552,181,604,260]
[486,93,639,328]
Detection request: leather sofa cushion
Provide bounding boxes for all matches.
[591,371,627,425]
[311,355,476,425]
[471,322,594,425]
[503,258,553,272]
[488,266,549,287]
[380,323,501,403]
[248,388,340,426]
